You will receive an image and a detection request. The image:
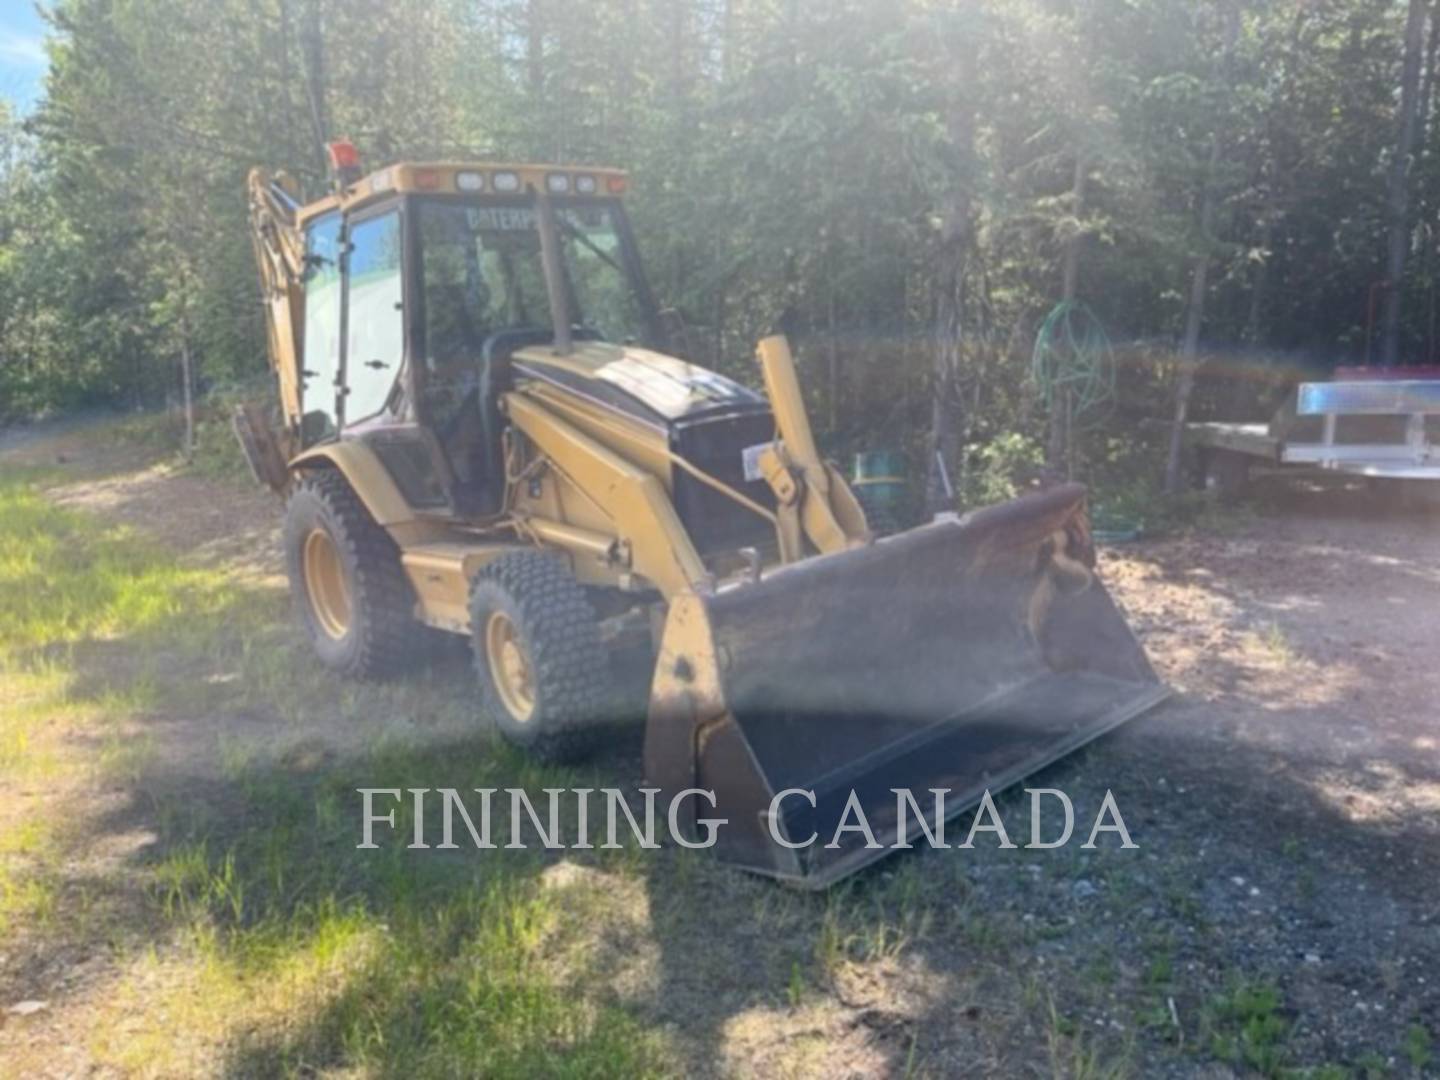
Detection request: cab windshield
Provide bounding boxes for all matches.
[416,197,655,370]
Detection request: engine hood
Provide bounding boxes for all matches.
[511,341,766,425]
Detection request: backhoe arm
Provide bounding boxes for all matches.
[246,167,309,434]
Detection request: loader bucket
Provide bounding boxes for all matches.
[644,483,1167,888]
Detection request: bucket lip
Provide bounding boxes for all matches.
[711,482,1091,599]
[754,680,1171,890]
[957,482,1087,530]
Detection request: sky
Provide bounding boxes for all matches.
[0,0,49,117]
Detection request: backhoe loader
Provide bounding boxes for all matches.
[239,142,1166,886]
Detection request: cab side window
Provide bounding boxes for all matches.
[301,212,342,441]
[344,210,404,424]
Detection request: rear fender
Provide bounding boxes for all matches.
[289,441,413,526]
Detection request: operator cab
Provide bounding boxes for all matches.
[293,149,662,515]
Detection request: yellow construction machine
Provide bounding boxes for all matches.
[240,142,1166,885]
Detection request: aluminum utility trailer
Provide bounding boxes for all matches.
[1186,367,1440,493]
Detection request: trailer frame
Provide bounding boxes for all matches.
[1186,375,1440,486]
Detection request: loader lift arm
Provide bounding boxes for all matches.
[753,335,868,560]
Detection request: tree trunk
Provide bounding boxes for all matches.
[1381,0,1428,366]
[925,123,975,513]
[1047,151,1088,479]
[922,10,983,515]
[1163,132,1223,495]
[827,279,838,433]
[1416,1,1440,363]
[277,0,294,164]
[1244,214,1273,350]
[1231,6,1309,414]
[1230,208,1276,415]
[527,0,545,98]
[1164,4,1239,495]
[180,324,195,461]
[301,0,329,177]
[1061,152,1087,305]
[721,0,739,84]
[180,342,194,460]
[668,0,689,103]
[1417,0,1439,146]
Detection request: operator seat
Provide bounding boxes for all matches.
[465,326,599,515]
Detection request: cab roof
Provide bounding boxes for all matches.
[297,161,629,225]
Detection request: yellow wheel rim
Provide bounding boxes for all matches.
[302,527,351,640]
[485,611,536,723]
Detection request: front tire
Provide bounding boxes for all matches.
[468,551,612,761]
[283,469,418,678]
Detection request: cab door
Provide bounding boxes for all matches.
[337,202,452,509]
[299,211,343,444]
[340,206,405,428]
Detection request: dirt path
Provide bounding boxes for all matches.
[0,417,284,582]
[1,424,1437,1077]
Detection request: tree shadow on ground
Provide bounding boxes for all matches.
[85,693,1431,1077]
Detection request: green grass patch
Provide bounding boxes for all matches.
[0,466,674,1074]
[102,385,268,485]
[1257,621,1298,666]
[187,411,255,483]
[131,738,674,1076]
[1203,979,1293,1077]
[1404,1022,1433,1071]
[0,472,253,658]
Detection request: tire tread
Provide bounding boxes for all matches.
[469,550,611,761]
[286,469,417,678]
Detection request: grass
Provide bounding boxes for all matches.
[104,385,268,486]
[1203,979,1293,1078]
[1258,620,1298,666]
[113,742,676,1076]
[0,469,252,658]
[1404,1022,1433,1071]
[1044,991,1133,1080]
[0,468,673,1074]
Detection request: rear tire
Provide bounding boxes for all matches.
[468,551,612,761]
[283,469,418,678]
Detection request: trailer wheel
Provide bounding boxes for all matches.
[468,551,611,761]
[283,469,419,678]
[1202,449,1251,499]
